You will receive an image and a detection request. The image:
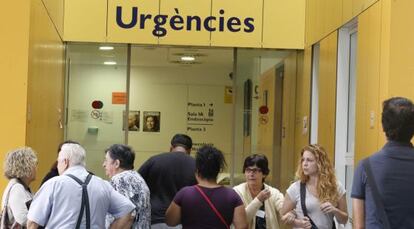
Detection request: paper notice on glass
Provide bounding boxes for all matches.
[70,109,88,122]
[101,111,114,124]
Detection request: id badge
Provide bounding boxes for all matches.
[256,210,265,218]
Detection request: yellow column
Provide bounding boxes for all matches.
[0,1,31,191]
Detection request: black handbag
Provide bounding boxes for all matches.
[300,182,336,229]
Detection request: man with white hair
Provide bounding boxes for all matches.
[27,143,136,229]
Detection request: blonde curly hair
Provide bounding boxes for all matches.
[4,147,37,179]
[295,144,339,203]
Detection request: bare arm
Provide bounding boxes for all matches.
[232,205,248,229]
[166,201,181,226]
[280,194,312,228]
[353,198,365,229]
[109,212,134,229]
[26,220,39,229]
[334,194,349,224]
[320,194,348,224]
[280,193,295,215]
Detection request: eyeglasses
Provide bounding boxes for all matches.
[245,167,262,174]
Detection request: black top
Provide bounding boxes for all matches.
[255,185,266,229]
[40,167,59,186]
[138,151,197,224]
[255,204,266,229]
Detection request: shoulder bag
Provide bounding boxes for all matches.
[300,183,337,229]
[1,182,22,229]
[362,158,391,229]
[194,185,230,229]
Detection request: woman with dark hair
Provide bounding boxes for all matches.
[166,146,248,229]
[233,154,289,229]
[103,144,151,229]
[281,144,348,229]
[40,140,79,185]
[143,115,159,132]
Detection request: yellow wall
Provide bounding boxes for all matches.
[256,52,298,192]
[159,0,211,46]
[42,0,64,38]
[306,0,342,46]
[64,0,306,49]
[65,0,107,42]
[280,52,298,192]
[0,2,31,191]
[388,0,414,100]
[317,31,338,161]
[0,0,64,192]
[294,47,312,165]
[304,0,414,166]
[354,2,382,163]
[263,0,305,49]
[354,0,414,163]
[306,0,378,46]
[26,0,65,191]
[257,67,277,186]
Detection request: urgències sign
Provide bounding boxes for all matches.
[116,6,255,37]
[99,0,304,48]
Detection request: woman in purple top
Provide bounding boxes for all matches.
[166,146,248,229]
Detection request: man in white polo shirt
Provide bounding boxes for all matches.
[27,143,135,229]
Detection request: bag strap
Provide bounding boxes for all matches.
[2,182,18,210]
[194,185,229,229]
[66,174,93,229]
[362,159,391,229]
[1,182,18,227]
[300,183,320,229]
[299,182,309,217]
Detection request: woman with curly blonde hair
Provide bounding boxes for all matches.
[280,144,348,229]
[1,147,38,228]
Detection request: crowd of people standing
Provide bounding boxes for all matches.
[1,96,414,228]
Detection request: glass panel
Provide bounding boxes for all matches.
[128,46,234,173]
[345,164,354,218]
[347,32,357,154]
[310,44,320,144]
[66,43,128,178]
[233,48,296,188]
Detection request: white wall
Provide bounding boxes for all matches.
[67,64,127,177]
[67,63,233,177]
[129,66,233,166]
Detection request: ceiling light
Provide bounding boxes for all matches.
[181,56,195,61]
[104,61,117,65]
[99,46,114,51]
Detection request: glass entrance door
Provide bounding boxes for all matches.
[66,44,128,178]
[232,48,297,190]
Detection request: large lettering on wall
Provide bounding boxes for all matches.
[116,7,255,37]
[107,0,263,47]
[65,0,305,49]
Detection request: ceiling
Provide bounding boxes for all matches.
[68,43,293,69]
[68,44,234,68]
